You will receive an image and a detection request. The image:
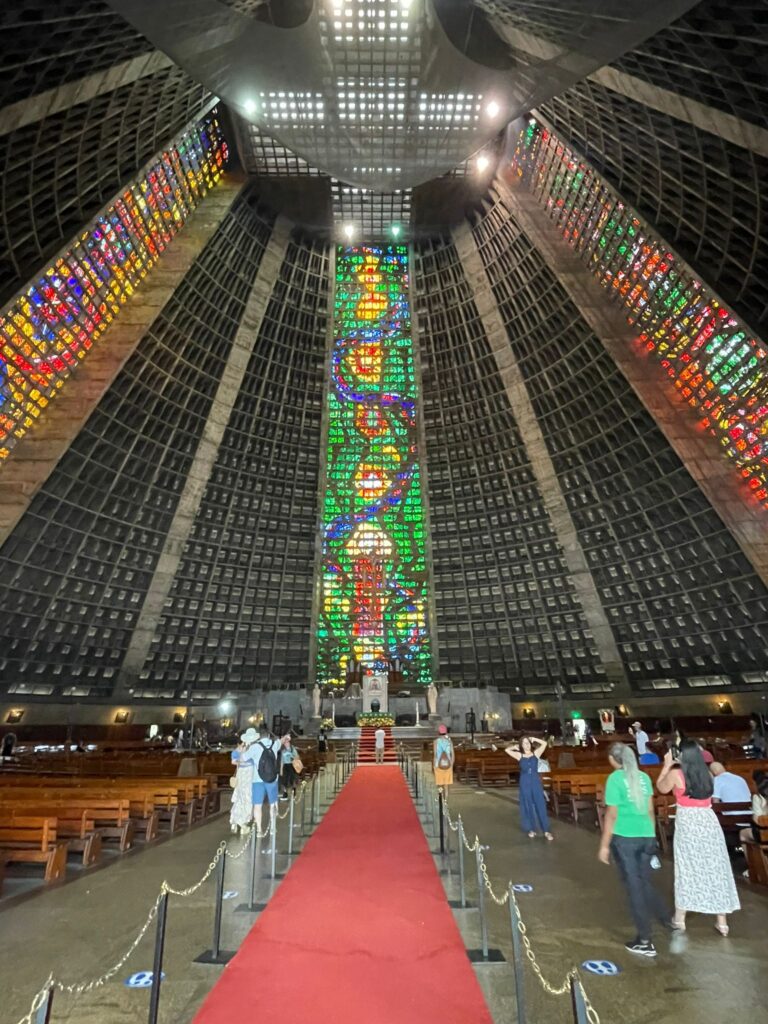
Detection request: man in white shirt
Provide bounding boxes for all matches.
[374,727,386,764]
[711,762,751,813]
[630,721,649,757]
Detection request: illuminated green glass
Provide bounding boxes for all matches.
[316,245,431,688]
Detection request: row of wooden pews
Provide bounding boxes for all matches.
[0,760,226,895]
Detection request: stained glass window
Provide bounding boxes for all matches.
[0,110,228,461]
[512,119,768,508]
[317,245,431,688]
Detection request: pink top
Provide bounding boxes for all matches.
[673,774,711,808]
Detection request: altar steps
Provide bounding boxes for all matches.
[357,726,398,763]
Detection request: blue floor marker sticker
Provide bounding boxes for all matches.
[125,971,165,988]
[223,890,239,900]
[512,884,533,893]
[582,960,621,976]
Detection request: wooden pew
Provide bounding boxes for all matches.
[0,803,101,866]
[0,817,68,890]
[743,816,768,886]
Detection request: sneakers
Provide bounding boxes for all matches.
[624,939,657,958]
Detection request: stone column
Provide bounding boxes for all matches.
[453,221,631,693]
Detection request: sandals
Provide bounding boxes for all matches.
[715,922,729,937]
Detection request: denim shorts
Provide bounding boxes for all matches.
[252,780,279,806]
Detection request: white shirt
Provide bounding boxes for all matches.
[712,772,751,811]
[374,728,385,749]
[634,730,649,756]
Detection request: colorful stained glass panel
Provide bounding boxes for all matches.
[317,245,431,688]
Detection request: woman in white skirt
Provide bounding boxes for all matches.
[229,728,257,833]
[657,739,740,935]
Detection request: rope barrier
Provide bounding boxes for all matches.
[11,774,317,1024]
[414,759,602,1024]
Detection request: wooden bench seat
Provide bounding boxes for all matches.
[0,817,68,891]
[0,803,101,866]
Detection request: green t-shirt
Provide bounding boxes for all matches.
[605,769,654,838]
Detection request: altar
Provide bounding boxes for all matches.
[362,672,388,713]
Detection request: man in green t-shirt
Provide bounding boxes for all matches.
[598,743,670,957]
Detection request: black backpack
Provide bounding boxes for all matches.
[257,740,278,783]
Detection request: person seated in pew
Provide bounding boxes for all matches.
[710,762,751,812]
[738,770,768,847]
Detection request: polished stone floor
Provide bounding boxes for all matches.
[1,770,765,1024]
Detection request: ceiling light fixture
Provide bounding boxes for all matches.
[486,101,500,118]
[243,98,257,115]
[476,155,490,173]
[391,224,401,238]
[343,224,355,240]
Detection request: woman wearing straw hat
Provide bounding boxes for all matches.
[229,727,258,833]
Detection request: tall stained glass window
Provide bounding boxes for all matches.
[0,110,227,461]
[317,245,431,688]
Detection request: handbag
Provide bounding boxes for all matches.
[229,775,237,789]
[292,756,304,774]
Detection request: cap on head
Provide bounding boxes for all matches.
[632,721,642,728]
[438,724,448,734]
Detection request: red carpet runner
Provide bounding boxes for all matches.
[194,766,493,1024]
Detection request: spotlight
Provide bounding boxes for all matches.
[343,224,355,240]
[243,98,257,115]
[476,155,490,173]
[486,100,500,118]
[218,699,234,715]
[391,224,401,238]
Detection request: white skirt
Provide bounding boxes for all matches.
[230,765,254,829]
[673,805,740,914]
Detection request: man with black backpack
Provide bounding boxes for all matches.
[238,724,286,834]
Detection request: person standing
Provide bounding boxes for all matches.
[280,735,300,800]
[236,725,285,835]
[433,724,454,793]
[374,726,386,764]
[230,728,257,833]
[630,721,650,758]
[500,736,553,840]
[657,739,740,935]
[598,743,670,957]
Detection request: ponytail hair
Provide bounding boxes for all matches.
[609,742,646,811]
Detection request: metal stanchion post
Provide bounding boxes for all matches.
[147,891,168,1024]
[195,852,235,964]
[414,761,420,800]
[476,845,489,960]
[34,984,54,1024]
[467,844,504,962]
[310,775,316,826]
[509,887,527,1022]
[458,817,466,907]
[288,792,295,856]
[444,800,451,861]
[270,808,277,880]
[438,791,445,854]
[300,783,307,836]
[570,975,589,1024]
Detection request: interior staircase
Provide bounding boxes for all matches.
[357,725,397,764]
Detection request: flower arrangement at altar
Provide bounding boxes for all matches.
[357,712,395,727]
[321,717,334,731]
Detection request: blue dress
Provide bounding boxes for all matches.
[518,755,550,833]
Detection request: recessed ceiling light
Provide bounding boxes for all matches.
[243,99,257,115]
[486,101,500,118]
[476,155,490,173]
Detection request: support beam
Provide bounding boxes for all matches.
[497,177,768,590]
[494,24,768,157]
[115,215,293,695]
[452,221,630,692]
[0,51,176,137]
[0,173,245,549]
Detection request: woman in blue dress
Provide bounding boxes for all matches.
[499,736,554,840]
